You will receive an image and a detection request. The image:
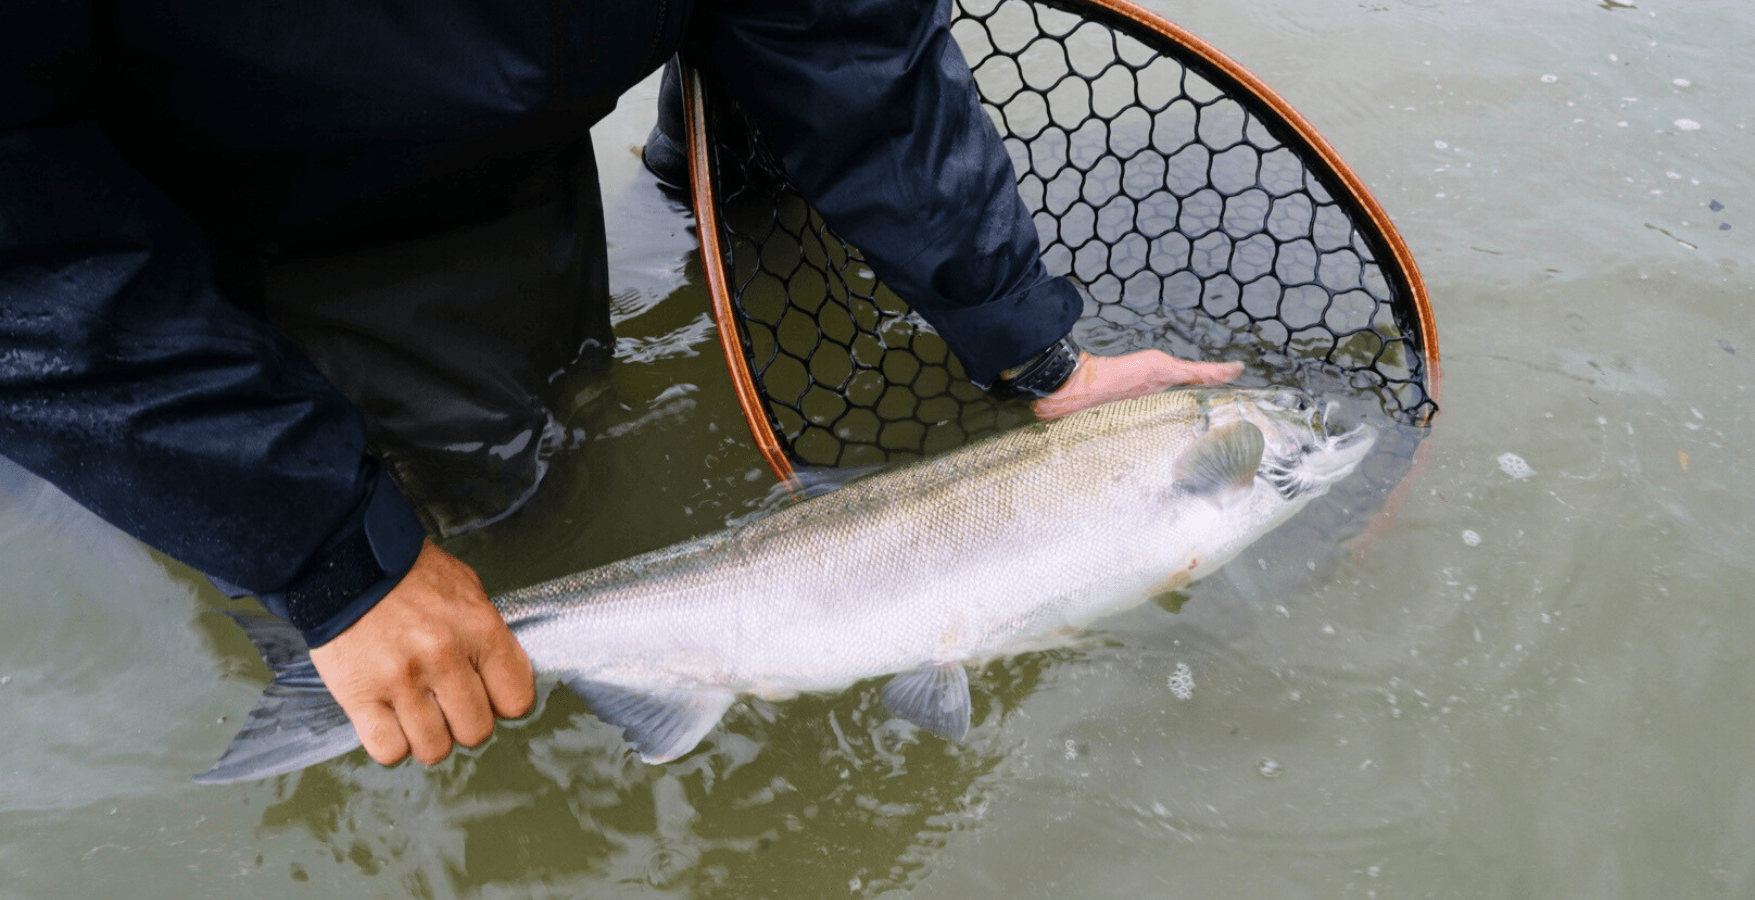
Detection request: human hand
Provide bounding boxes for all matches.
[308,540,535,767]
[1030,350,1243,420]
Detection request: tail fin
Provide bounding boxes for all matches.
[193,611,361,785]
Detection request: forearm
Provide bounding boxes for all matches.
[693,0,1083,383]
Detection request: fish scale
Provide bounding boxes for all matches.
[501,394,1205,680]
[197,386,1375,782]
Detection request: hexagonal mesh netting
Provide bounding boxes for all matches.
[688,0,1438,483]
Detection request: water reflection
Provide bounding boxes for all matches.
[250,654,1065,897]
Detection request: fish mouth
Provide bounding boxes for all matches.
[1315,401,1375,452]
[1317,400,1350,439]
[1321,419,1378,468]
[1237,390,1375,473]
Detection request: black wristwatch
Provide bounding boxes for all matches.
[990,335,1081,399]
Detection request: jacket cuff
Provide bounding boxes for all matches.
[915,272,1084,387]
[218,464,427,648]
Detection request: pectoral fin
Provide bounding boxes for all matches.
[882,664,972,741]
[562,678,735,763]
[1175,421,1265,498]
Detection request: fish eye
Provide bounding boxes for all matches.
[1273,389,1311,412]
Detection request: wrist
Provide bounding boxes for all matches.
[272,466,427,648]
[990,335,1082,399]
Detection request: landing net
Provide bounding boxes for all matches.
[686,0,1440,485]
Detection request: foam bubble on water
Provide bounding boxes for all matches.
[1167,663,1195,700]
[1434,139,1449,149]
[1498,452,1536,479]
[1462,530,1482,547]
[1676,119,1702,131]
[1541,74,1558,83]
[1257,758,1283,778]
[1674,78,1692,87]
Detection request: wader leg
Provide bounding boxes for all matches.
[257,148,616,537]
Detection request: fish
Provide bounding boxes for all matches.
[195,386,1375,784]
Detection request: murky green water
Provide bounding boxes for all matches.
[5,0,1753,896]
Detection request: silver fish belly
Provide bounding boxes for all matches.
[197,387,1374,783]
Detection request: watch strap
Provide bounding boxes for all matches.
[991,335,1081,399]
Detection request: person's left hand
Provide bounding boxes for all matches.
[308,540,535,768]
[1030,350,1243,420]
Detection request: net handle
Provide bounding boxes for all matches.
[684,65,799,483]
[1063,0,1440,401]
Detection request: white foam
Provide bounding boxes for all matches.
[1676,119,1702,131]
[1167,663,1195,701]
[1498,452,1536,479]
[1462,530,1482,547]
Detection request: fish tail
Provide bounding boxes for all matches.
[193,611,361,785]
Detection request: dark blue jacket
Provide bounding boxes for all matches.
[0,0,1080,644]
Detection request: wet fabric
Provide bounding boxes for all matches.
[0,120,427,644]
[254,149,616,540]
[0,0,1077,643]
[690,0,1084,383]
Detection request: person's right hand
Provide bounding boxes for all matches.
[1030,349,1243,420]
[308,540,535,767]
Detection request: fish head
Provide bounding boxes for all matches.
[1201,387,1377,503]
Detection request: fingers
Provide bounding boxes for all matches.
[309,540,537,770]
[478,635,537,720]
[1102,350,1240,392]
[1161,357,1243,386]
[428,666,498,750]
[349,700,411,767]
[1031,350,1243,420]
[338,666,502,766]
[398,690,458,766]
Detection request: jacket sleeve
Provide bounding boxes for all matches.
[1,11,425,646]
[693,0,1083,385]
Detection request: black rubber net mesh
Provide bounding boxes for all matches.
[698,0,1436,546]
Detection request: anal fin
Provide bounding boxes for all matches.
[562,678,735,764]
[882,664,972,741]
